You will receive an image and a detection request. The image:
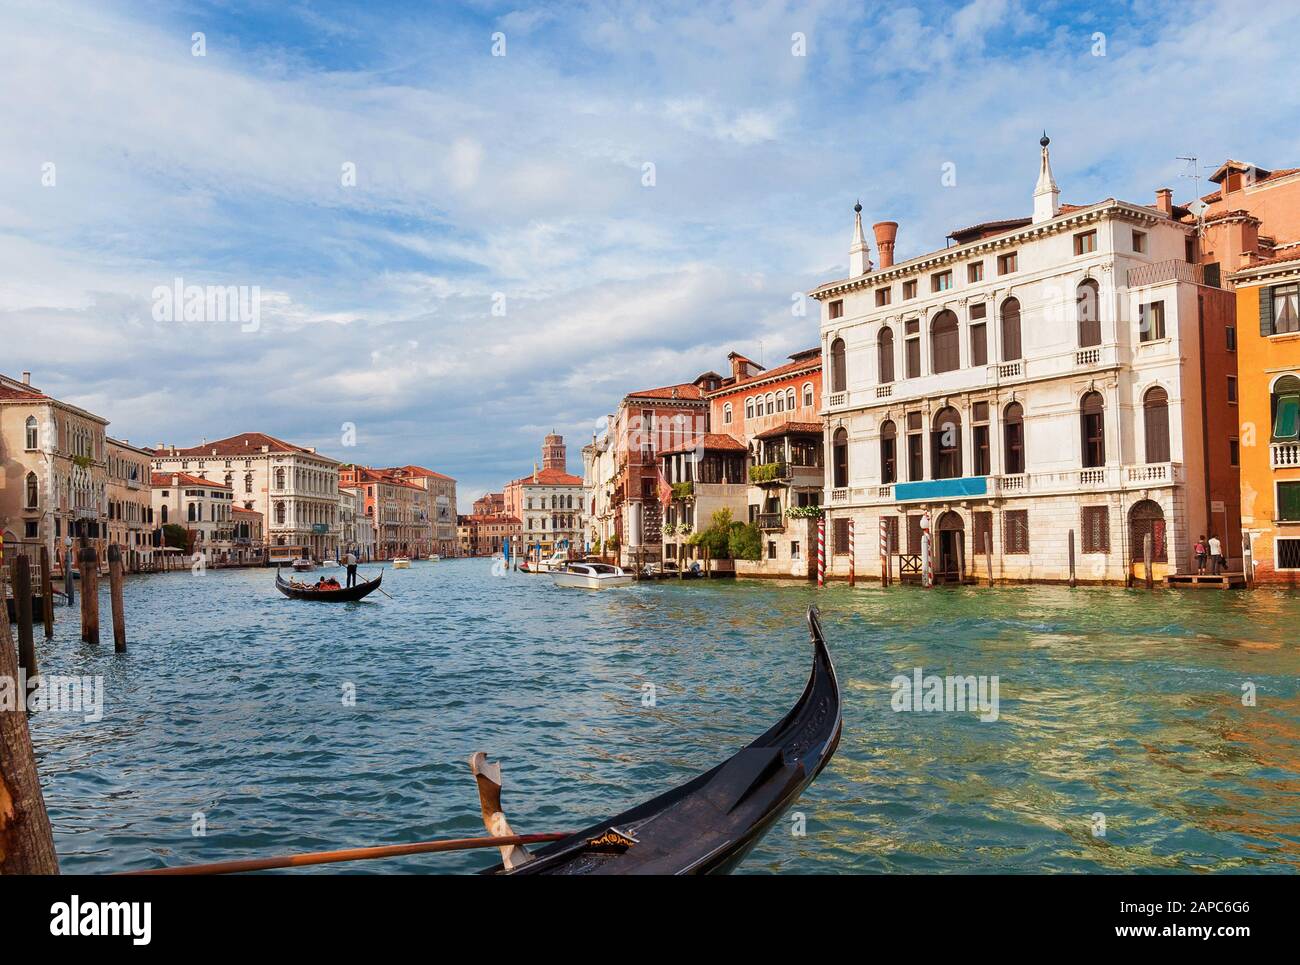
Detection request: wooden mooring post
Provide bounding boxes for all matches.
[984,531,993,587]
[0,564,60,874]
[78,540,100,645]
[63,547,75,608]
[108,544,127,653]
[39,546,54,638]
[13,556,38,683]
[1144,534,1154,590]
[1067,529,1077,588]
[956,535,965,584]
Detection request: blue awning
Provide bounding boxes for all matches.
[893,477,990,502]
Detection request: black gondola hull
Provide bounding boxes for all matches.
[484,606,841,875]
[274,570,382,602]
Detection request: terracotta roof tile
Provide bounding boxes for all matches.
[508,467,584,486]
[151,432,327,458]
[625,382,704,401]
[658,432,747,455]
[753,421,823,440]
[151,472,230,488]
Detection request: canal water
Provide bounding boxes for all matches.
[27,559,1300,874]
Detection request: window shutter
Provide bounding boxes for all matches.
[1260,287,1274,337]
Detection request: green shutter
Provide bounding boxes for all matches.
[1274,395,1300,441]
[1279,482,1300,522]
[1260,286,1274,336]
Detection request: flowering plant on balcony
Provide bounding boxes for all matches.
[748,463,780,483]
[661,522,677,536]
[785,504,824,519]
[671,481,694,500]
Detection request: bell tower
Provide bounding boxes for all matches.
[542,432,566,471]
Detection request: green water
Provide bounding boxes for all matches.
[27,561,1300,873]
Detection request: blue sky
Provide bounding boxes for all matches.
[2,0,1298,507]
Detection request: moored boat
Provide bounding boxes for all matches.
[291,558,315,572]
[550,560,634,589]
[479,606,841,874]
[392,557,411,569]
[274,569,383,602]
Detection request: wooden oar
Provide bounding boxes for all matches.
[373,566,395,599]
[115,831,569,875]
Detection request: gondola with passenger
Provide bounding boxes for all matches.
[274,567,383,602]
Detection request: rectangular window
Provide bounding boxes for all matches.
[1277,538,1300,570]
[1004,510,1030,554]
[1272,283,1300,334]
[906,335,921,379]
[833,517,850,556]
[969,303,986,321]
[1226,325,1237,351]
[881,434,896,484]
[932,270,953,293]
[791,541,800,560]
[1229,437,1240,468]
[1279,482,1300,521]
[903,280,918,300]
[973,424,991,476]
[1081,506,1110,553]
[906,514,922,556]
[767,540,777,560]
[1132,230,1146,253]
[1139,300,1166,342]
[968,262,984,283]
[876,287,891,307]
[1227,375,1238,404]
[970,322,987,366]
[1074,230,1097,255]
[829,299,844,319]
[24,520,38,538]
[973,511,993,557]
[997,251,1018,275]
[907,433,924,481]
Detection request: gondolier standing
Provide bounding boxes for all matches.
[344,549,358,588]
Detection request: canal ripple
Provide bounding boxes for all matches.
[26,560,1300,874]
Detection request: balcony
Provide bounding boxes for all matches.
[827,391,847,409]
[1272,442,1300,469]
[1127,259,1205,289]
[756,513,785,531]
[988,360,1024,382]
[1075,347,1101,366]
[875,384,893,399]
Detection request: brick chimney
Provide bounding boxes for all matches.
[21,371,31,384]
[1155,188,1173,216]
[873,222,898,269]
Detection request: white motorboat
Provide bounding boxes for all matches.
[291,558,315,573]
[392,557,411,569]
[533,550,571,573]
[321,558,339,568]
[551,560,634,589]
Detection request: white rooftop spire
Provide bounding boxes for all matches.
[849,200,872,275]
[1033,132,1060,224]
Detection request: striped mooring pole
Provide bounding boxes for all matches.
[847,518,855,587]
[879,516,889,587]
[817,517,825,588]
[920,510,933,589]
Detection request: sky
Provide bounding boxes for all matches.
[2,0,1298,509]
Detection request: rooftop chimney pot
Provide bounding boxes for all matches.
[1155,187,1173,216]
[873,222,899,269]
[21,371,31,384]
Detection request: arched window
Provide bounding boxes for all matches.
[766,394,775,415]
[878,327,895,384]
[803,382,814,408]
[880,420,897,484]
[161,504,168,524]
[274,467,286,490]
[1081,391,1106,468]
[786,388,796,411]
[224,473,233,488]
[1129,499,1167,562]
[1003,402,1025,474]
[1001,297,1022,361]
[832,428,849,487]
[1077,279,1101,347]
[931,310,960,373]
[275,501,286,525]
[25,416,38,450]
[187,502,198,522]
[830,338,847,393]
[1143,386,1170,463]
[245,472,253,493]
[931,407,963,479]
[775,392,785,413]
[723,402,733,425]
[745,398,754,420]
[1271,375,1300,442]
[25,472,38,508]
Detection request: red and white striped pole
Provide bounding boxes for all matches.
[880,516,889,587]
[920,510,933,589]
[847,518,855,587]
[817,517,825,588]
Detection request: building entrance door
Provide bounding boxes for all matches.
[936,511,964,582]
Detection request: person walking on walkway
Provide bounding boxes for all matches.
[1208,534,1224,576]
[345,549,358,588]
[1194,536,1208,575]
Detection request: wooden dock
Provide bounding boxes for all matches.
[1166,572,1247,589]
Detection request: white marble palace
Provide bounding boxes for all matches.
[813,136,1236,584]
